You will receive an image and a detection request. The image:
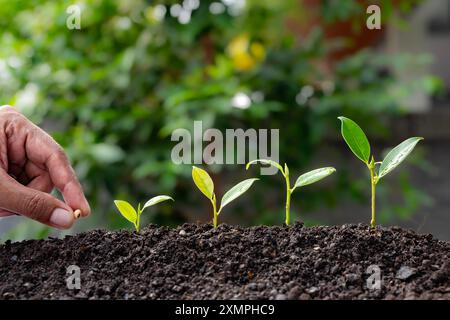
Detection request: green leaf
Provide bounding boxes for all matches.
[378,137,423,179]
[246,159,284,174]
[293,167,336,190]
[219,178,259,213]
[192,166,214,200]
[114,200,137,224]
[338,116,371,163]
[142,195,174,211]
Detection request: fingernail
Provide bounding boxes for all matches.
[50,209,73,228]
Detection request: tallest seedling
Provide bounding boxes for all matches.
[338,117,423,228]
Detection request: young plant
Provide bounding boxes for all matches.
[338,116,423,228]
[246,160,336,226]
[192,166,258,228]
[114,196,174,232]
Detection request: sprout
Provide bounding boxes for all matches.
[114,196,174,232]
[246,159,336,225]
[192,166,258,228]
[338,116,423,228]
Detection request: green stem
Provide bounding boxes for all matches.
[136,214,141,233]
[285,172,291,226]
[211,195,218,228]
[368,164,377,228]
[135,204,142,233]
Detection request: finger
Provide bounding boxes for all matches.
[0,209,16,217]
[0,106,25,171]
[27,174,54,194]
[45,152,91,217]
[24,160,43,178]
[7,161,53,192]
[6,127,27,169]
[0,172,75,229]
[25,162,53,193]
[23,125,91,217]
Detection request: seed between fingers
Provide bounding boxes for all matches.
[73,209,82,219]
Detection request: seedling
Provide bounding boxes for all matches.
[246,160,336,225]
[192,166,258,228]
[114,196,174,232]
[338,116,423,228]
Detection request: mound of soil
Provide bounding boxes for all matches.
[0,223,449,300]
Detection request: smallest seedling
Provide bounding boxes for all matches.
[114,196,174,232]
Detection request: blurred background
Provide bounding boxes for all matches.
[1,0,449,241]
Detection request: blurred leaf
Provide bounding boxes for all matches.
[89,143,125,163]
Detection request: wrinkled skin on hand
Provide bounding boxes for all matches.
[0,105,90,229]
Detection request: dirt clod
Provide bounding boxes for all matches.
[396,266,417,280]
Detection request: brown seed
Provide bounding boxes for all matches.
[74,209,82,219]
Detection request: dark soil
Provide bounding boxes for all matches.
[0,223,449,300]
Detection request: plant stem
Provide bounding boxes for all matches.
[135,205,141,233]
[368,163,377,228]
[285,172,291,226]
[211,195,218,228]
[135,213,141,233]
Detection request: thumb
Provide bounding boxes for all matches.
[0,173,74,229]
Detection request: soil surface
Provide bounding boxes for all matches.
[0,223,449,300]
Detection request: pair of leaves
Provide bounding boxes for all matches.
[192,166,258,213]
[246,159,335,191]
[114,195,174,225]
[338,117,423,179]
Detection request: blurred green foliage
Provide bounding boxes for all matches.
[0,0,439,241]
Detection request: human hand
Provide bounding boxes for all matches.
[0,105,90,229]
